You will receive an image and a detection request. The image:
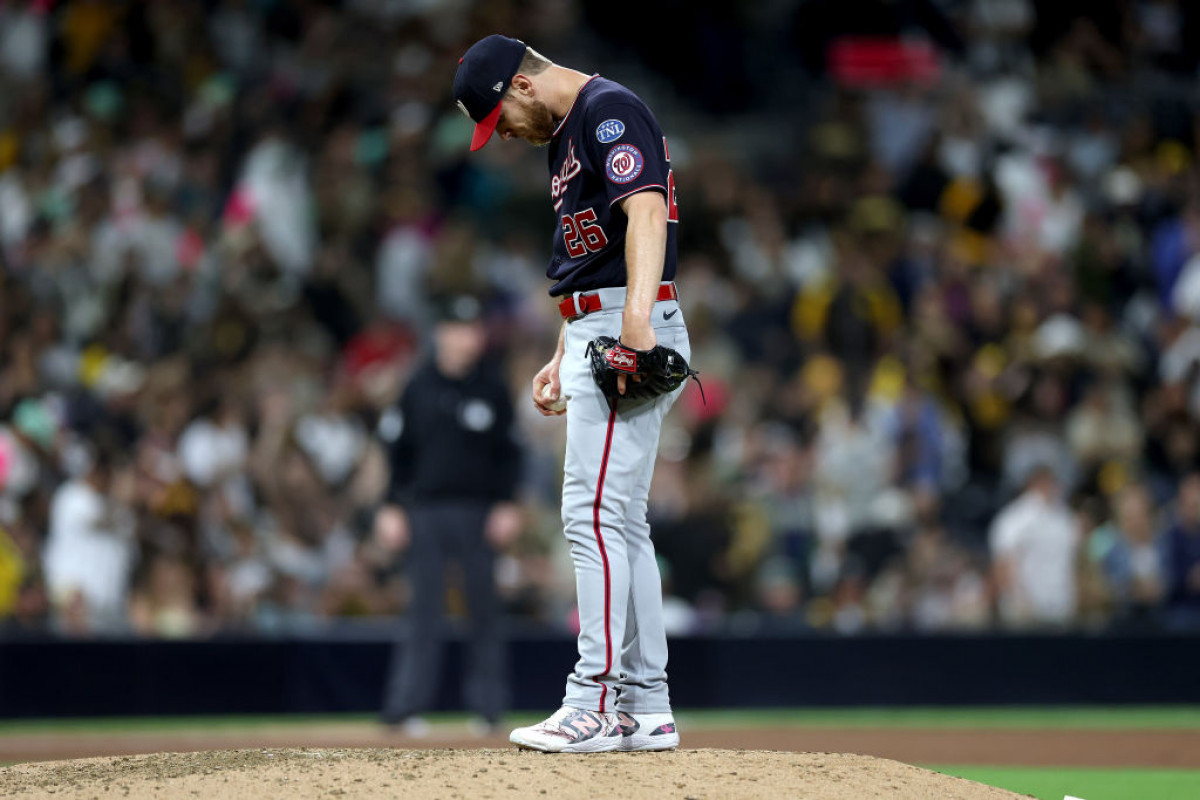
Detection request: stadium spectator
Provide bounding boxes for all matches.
[129,552,206,638]
[1086,483,1164,627]
[42,448,138,634]
[1161,473,1200,630]
[989,466,1081,628]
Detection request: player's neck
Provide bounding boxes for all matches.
[544,66,593,122]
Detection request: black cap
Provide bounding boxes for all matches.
[433,294,484,324]
[452,35,526,151]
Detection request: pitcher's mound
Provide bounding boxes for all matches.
[0,747,1028,798]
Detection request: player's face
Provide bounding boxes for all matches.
[496,94,556,147]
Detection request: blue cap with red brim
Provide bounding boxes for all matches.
[452,35,526,151]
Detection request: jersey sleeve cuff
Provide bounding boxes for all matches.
[609,184,667,207]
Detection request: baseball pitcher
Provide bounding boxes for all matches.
[454,35,695,753]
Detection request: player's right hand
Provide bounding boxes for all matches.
[373,505,410,552]
[532,359,565,416]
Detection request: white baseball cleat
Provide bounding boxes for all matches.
[617,711,680,751]
[509,706,622,753]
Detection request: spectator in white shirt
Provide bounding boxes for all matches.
[42,450,138,634]
[178,398,249,490]
[989,465,1081,628]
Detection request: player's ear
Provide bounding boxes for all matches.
[510,74,534,96]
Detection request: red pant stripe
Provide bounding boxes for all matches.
[591,402,618,712]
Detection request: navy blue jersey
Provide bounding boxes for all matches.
[545,77,678,296]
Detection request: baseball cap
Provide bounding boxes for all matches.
[452,35,527,151]
[433,294,484,324]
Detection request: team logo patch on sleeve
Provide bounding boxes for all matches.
[605,144,644,184]
[596,119,625,143]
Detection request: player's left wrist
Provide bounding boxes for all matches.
[621,310,653,336]
[619,335,655,348]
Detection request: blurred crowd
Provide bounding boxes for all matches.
[2,0,1200,638]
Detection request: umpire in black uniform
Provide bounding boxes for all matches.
[375,294,522,732]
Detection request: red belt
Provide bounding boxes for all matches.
[558,282,678,319]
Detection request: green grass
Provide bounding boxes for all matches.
[2,706,1200,736]
[672,706,1200,730]
[936,766,1200,800]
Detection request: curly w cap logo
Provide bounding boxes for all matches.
[605,144,644,184]
[606,347,638,372]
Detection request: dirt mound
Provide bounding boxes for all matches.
[0,747,1025,799]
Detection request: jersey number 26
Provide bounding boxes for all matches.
[561,208,609,258]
